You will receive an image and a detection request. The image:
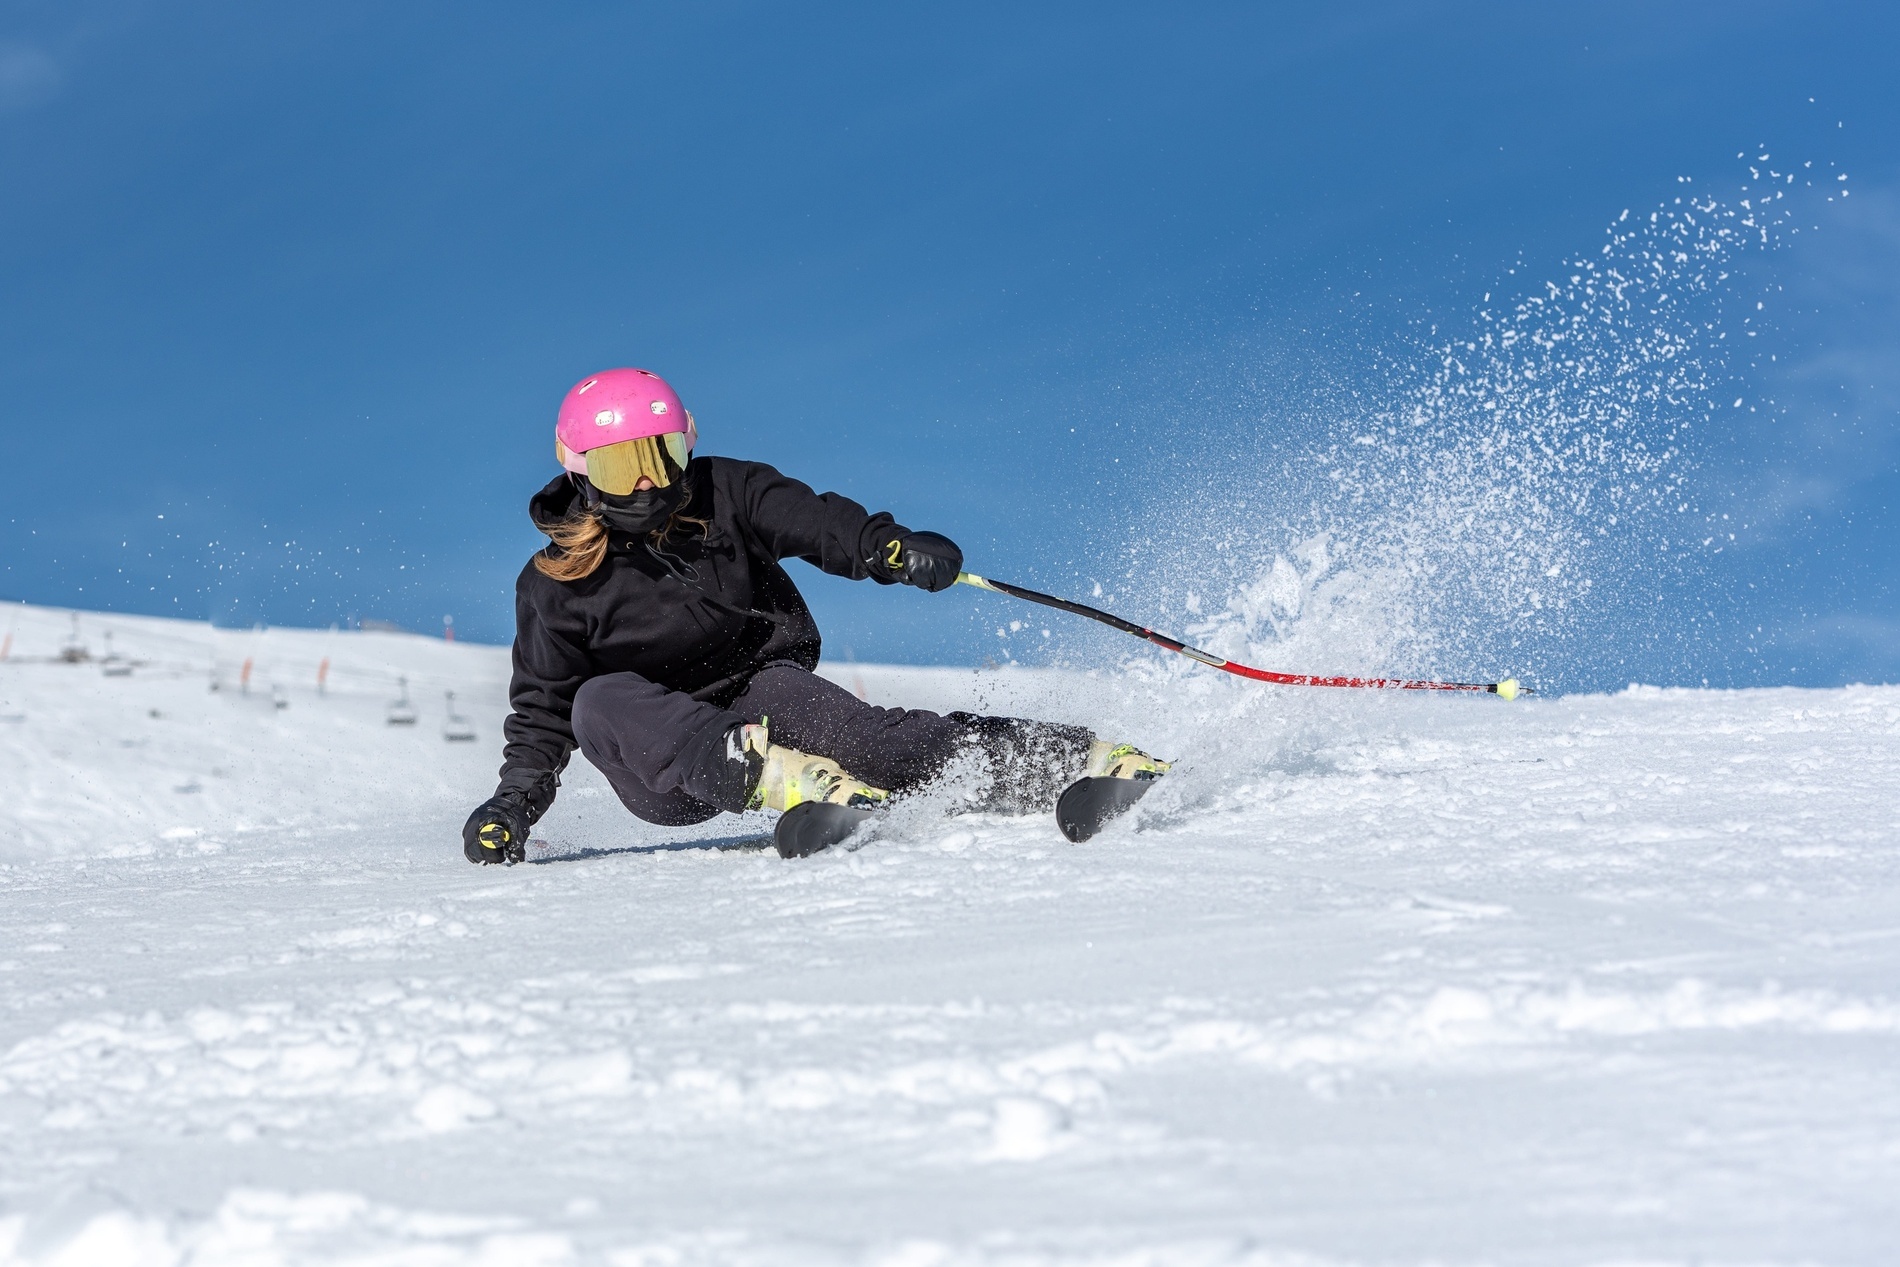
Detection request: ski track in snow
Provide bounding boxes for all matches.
[1,603,1898,1265]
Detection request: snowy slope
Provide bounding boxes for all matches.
[2,602,1898,1266]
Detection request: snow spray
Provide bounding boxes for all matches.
[939,152,1859,815]
[1117,153,1851,697]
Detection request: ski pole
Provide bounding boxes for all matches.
[955,572,1528,699]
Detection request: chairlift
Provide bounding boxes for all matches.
[101,630,133,677]
[441,691,477,742]
[59,613,89,664]
[386,676,419,726]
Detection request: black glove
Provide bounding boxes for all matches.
[462,793,531,866]
[883,530,963,593]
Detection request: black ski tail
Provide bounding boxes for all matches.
[1054,776,1156,843]
[774,801,877,858]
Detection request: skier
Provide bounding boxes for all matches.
[463,368,1166,864]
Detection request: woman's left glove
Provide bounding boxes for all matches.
[462,793,531,866]
[883,531,963,592]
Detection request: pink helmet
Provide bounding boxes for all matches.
[554,368,697,477]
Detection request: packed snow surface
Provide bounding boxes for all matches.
[1,602,1897,1266]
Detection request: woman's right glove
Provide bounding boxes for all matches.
[462,793,531,865]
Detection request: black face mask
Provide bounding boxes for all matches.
[579,475,686,536]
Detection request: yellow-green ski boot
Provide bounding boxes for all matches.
[1083,740,1172,781]
[741,723,890,813]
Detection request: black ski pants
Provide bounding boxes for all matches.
[570,661,1091,826]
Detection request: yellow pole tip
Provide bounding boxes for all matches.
[1495,678,1521,702]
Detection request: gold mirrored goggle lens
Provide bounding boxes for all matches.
[583,434,689,495]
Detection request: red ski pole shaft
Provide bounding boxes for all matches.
[955,572,1529,698]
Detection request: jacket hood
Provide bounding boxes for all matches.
[528,473,583,531]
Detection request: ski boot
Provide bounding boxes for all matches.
[1083,740,1172,782]
[740,723,890,813]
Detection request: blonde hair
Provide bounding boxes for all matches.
[533,508,611,582]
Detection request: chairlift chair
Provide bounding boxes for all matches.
[59,613,89,664]
[441,690,477,742]
[101,630,133,677]
[386,676,419,726]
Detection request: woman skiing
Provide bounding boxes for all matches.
[463,368,1164,865]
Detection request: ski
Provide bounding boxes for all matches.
[1055,776,1157,843]
[774,801,877,858]
[776,775,1159,856]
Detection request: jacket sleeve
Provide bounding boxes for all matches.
[733,460,911,583]
[495,568,590,821]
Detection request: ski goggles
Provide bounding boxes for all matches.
[555,431,690,494]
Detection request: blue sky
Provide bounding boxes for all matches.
[2,2,1896,690]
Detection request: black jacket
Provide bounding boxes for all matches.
[494,457,910,817]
